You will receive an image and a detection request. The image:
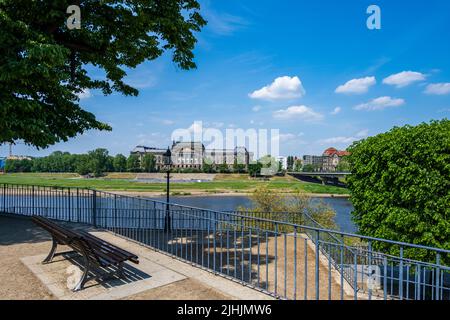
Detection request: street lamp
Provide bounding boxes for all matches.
[163,147,172,232]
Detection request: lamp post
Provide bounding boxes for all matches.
[163,147,172,232]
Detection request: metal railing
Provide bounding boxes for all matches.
[1,183,449,300]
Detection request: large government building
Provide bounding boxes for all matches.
[131,141,253,170]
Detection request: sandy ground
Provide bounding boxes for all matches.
[0,216,55,300]
[125,278,231,300]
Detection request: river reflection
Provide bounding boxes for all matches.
[148,195,357,233]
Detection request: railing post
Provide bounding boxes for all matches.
[31,185,35,215]
[399,246,404,300]
[114,194,118,229]
[368,240,372,300]
[2,183,6,212]
[436,253,441,300]
[315,230,320,300]
[92,190,97,227]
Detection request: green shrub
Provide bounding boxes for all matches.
[347,119,450,262]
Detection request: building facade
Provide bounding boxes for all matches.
[302,147,350,172]
[131,142,253,171]
[302,155,324,169]
[321,147,350,172]
[130,146,168,171]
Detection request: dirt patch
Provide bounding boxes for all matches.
[126,278,232,300]
[0,215,54,300]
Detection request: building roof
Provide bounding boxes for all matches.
[131,146,167,154]
[322,147,350,157]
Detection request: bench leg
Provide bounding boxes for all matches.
[42,238,58,264]
[73,259,90,292]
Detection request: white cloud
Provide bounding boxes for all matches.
[77,89,92,99]
[318,136,356,144]
[330,107,342,115]
[273,105,324,121]
[424,83,450,95]
[335,76,376,94]
[252,105,261,112]
[318,130,369,145]
[383,71,426,88]
[279,133,297,142]
[273,133,307,145]
[249,76,305,100]
[356,129,369,137]
[354,96,405,111]
[204,9,248,36]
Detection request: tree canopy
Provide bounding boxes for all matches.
[347,119,450,261]
[0,0,206,148]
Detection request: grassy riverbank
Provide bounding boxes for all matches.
[0,173,349,196]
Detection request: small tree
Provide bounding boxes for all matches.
[233,159,246,173]
[202,161,215,173]
[75,155,90,176]
[294,159,302,172]
[248,162,262,177]
[142,153,156,172]
[87,148,110,177]
[238,186,338,231]
[336,156,350,172]
[126,154,141,172]
[113,154,127,172]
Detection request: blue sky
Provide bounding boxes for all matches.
[6,0,450,158]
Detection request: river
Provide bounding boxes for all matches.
[148,195,357,233]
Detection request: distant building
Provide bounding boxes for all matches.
[302,148,350,172]
[6,155,32,161]
[131,142,253,171]
[130,146,168,171]
[302,155,323,170]
[322,147,350,172]
[171,141,204,169]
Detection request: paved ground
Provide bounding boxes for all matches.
[0,215,272,300]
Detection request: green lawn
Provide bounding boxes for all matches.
[0,173,349,195]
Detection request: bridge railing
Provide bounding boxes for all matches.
[1,182,449,300]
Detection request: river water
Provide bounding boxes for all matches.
[148,195,357,233]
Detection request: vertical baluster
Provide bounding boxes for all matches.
[368,240,373,300]
[294,226,297,300]
[436,253,441,300]
[399,246,404,300]
[304,237,308,300]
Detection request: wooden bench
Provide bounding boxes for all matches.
[32,216,139,291]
